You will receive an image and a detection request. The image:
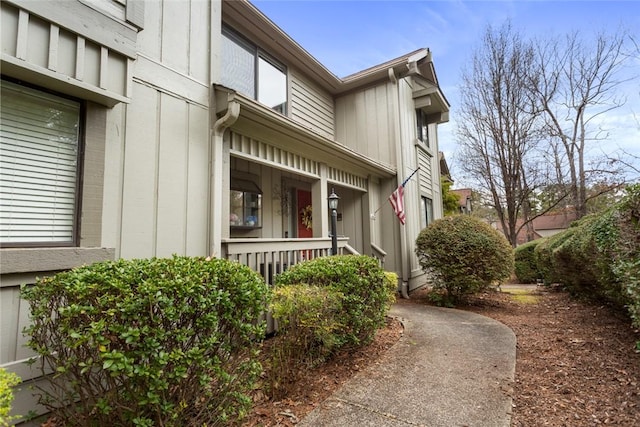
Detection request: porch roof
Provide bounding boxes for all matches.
[214,85,397,180]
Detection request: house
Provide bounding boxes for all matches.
[0,0,449,419]
[493,210,578,246]
[451,188,474,214]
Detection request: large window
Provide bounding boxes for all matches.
[221,27,287,114]
[416,109,429,147]
[0,79,82,246]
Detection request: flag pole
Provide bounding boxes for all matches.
[371,167,420,219]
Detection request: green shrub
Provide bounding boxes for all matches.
[534,229,575,285]
[0,368,20,427]
[551,215,602,294]
[415,215,514,304]
[268,285,343,398]
[536,185,640,329]
[514,240,542,284]
[274,255,394,347]
[22,256,269,427]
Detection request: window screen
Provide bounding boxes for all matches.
[0,80,81,245]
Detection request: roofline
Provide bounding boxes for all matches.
[224,0,446,98]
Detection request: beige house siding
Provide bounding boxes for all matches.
[334,83,396,166]
[290,70,335,139]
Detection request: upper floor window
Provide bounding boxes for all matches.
[416,109,429,147]
[221,27,287,115]
[0,79,82,246]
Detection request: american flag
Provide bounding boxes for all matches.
[389,185,406,225]
[388,168,419,225]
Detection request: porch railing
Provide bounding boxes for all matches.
[222,237,351,333]
[222,237,350,282]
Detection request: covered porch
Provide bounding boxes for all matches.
[211,86,393,280]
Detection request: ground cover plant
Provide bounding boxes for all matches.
[22,256,269,427]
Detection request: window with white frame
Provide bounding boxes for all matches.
[416,109,429,147]
[221,27,288,114]
[420,196,434,229]
[0,79,82,246]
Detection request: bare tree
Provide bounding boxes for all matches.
[457,23,548,246]
[530,29,632,218]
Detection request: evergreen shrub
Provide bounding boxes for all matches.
[274,255,395,347]
[514,240,542,284]
[22,256,269,427]
[268,284,343,398]
[415,215,514,304]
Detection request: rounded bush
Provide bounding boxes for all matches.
[415,215,514,303]
[22,256,270,427]
[514,240,542,283]
[274,255,395,346]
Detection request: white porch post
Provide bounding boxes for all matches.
[312,163,329,238]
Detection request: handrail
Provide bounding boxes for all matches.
[370,242,387,267]
[342,244,359,255]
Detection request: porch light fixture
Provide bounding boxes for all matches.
[328,189,339,255]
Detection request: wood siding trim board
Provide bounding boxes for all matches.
[1,2,132,106]
[7,0,138,58]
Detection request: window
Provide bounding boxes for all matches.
[420,196,434,229]
[221,27,287,114]
[230,178,263,229]
[0,79,82,246]
[416,109,429,147]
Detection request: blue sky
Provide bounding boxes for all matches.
[252,0,640,181]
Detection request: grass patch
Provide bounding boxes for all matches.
[510,294,540,304]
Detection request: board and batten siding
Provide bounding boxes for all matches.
[117,83,210,260]
[334,82,396,168]
[289,70,335,140]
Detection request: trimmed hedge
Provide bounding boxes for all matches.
[514,240,542,283]
[22,256,270,427]
[415,215,514,304]
[535,185,640,327]
[274,255,395,347]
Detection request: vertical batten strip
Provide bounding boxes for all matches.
[48,24,59,71]
[125,58,134,98]
[16,9,29,60]
[75,36,85,80]
[99,46,109,89]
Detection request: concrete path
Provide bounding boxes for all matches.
[299,303,516,427]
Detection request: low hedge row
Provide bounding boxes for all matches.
[21,254,395,425]
[534,185,640,326]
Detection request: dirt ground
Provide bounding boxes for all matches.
[244,285,640,426]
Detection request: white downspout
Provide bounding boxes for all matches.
[210,100,240,257]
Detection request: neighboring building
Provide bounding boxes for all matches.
[493,210,578,246]
[452,188,473,214]
[0,0,449,419]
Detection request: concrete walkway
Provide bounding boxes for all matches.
[299,303,516,427]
